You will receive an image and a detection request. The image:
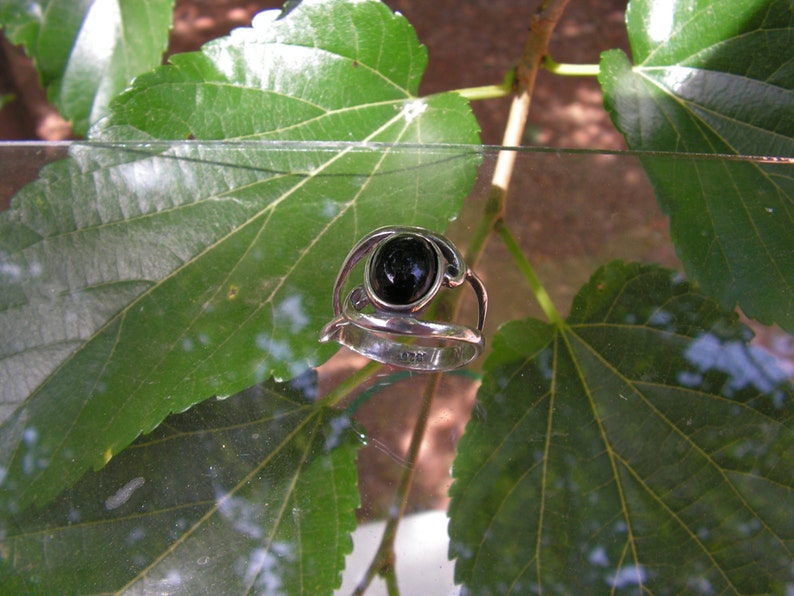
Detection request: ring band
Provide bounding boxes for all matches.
[319,226,487,371]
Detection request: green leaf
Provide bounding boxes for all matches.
[0,0,175,135]
[599,0,794,332]
[0,0,480,513]
[449,261,793,594]
[0,372,361,594]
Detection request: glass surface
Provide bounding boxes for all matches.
[1,141,791,594]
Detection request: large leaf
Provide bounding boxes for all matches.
[0,372,361,594]
[599,0,794,333]
[0,0,175,135]
[449,261,793,593]
[0,0,480,513]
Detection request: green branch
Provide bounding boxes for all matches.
[543,55,600,76]
[455,83,513,101]
[352,2,574,592]
[454,69,515,101]
[496,221,564,327]
[353,373,443,595]
[318,359,382,409]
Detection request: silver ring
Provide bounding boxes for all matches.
[319,226,487,371]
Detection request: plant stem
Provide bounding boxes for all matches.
[544,55,600,76]
[470,0,574,255]
[496,220,564,326]
[439,0,573,302]
[353,2,573,592]
[498,0,574,164]
[353,372,443,595]
[384,565,400,596]
[455,83,513,101]
[318,359,382,409]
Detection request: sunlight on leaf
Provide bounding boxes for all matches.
[0,0,174,135]
[449,261,793,594]
[599,0,794,332]
[0,372,361,594]
[0,0,480,514]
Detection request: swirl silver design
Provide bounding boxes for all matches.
[319,226,487,371]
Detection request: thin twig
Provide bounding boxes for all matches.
[352,372,443,595]
[544,55,600,76]
[455,83,513,101]
[496,220,564,326]
[318,359,382,409]
[437,0,573,317]
[488,0,573,227]
[353,2,573,593]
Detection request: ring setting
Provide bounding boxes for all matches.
[319,226,487,371]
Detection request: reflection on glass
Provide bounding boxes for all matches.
[0,142,791,594]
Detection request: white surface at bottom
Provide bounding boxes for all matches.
[337,510,460,595]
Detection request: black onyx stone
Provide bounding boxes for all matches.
[370,235,438,306]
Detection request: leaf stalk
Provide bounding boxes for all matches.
[452,0,572,311]
[543,55,600,76]
[318,359,382,409]
[496,220,564,326]
[455,83,513,101]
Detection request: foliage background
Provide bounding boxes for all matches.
[0,1,791,593]
[1,0,791,526]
